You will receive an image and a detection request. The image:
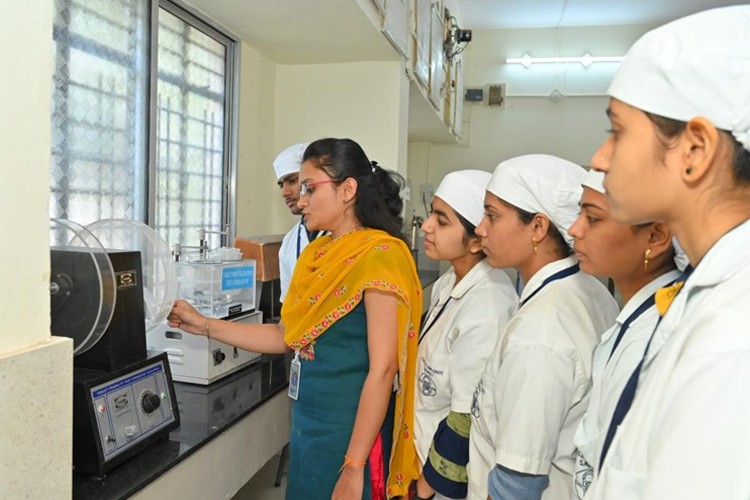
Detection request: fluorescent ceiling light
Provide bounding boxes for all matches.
[506,53,624,68]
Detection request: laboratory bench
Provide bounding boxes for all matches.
[72,354,291,500]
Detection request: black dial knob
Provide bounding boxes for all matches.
[141,391,161,414]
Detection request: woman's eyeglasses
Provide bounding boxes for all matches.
[300,179,335,197]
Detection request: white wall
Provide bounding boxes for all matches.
[234,43,280,238]
[272,60,409,230]
[1,0,54,353]
[0,1,73,497]
[235,59,411,238]
[431,95,609,179]
[476,25,653,97]
[408,24,654,192]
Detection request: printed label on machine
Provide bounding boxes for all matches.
[221,266,254,291]
[92,365,164,398]
[115,269,137,289]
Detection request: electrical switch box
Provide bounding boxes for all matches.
[464,87,484,102]
[488,84,506,106]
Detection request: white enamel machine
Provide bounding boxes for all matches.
[148,239,262,385]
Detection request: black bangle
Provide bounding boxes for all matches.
[414,494,435,500]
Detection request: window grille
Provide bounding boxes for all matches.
[51,0,237,249]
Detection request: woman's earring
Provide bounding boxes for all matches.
[644,248,652,271]
[532,237,539,254]
[685,167,693,175]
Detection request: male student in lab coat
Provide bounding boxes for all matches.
[273,142,315,302]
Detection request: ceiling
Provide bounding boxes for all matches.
[460,0,746,30]
[183,0,398,64]
[184,0,745,64]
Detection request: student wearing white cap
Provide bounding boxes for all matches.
[273,142,314,302]
[412,170,518,500]
[566,170,680,499]
[586,6,750,499]
[467,155,618,500]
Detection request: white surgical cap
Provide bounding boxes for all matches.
[487,154,585,246]
[273,143,308,181]
[582,169,605,194]
[609,6,750,151]
[434,169,491,226]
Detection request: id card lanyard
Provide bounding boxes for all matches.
[599,269,691,468]
[519,263,580,309]
[418,297,453,344]
[296,224,303,258]
[288,350,301,400]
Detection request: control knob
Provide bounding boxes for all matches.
[140,390,161,414]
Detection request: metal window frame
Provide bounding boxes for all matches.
[150,0,240,247]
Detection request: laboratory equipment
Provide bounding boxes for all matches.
[148,229,261,385]
[50,219,180,477]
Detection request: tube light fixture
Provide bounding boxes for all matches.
[506,52,624,68]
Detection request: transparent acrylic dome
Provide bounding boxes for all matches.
[86,219,177,333]
[49,218,116,355]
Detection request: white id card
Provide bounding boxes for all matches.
[288,351,301,400]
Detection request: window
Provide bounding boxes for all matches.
[51,0,237,249]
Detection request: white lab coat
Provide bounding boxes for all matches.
[415,260,518,464]
[571,270,680,499]
[589,219,750,500]
[468,256,619,500]
[279,221,310,302]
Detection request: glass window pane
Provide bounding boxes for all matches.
[51,0,150,224]
[155,7,227,249]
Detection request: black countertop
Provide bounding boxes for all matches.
[72,355,289,500]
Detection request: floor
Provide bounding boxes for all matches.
[232,452,287,500]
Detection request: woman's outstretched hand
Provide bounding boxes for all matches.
[167,300,207,336]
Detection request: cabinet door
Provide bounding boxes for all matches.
[414,0,431,87]
[383,0,408,58]
[429,5,445,112]
[453,59,464,137]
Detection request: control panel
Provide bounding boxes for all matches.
[89,358,177,461]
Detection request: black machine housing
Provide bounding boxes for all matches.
[53,249,180,476]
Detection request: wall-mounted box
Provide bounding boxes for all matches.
[233,235,282,281]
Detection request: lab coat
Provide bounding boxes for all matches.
[468,256,619,500]
[589,219,750,500]
[279,221,310,302]
[415,260,518,463]
[571,270,680,499]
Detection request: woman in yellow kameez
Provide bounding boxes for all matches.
[168,138,422,499]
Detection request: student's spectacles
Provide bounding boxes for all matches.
[300,179,335,197]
